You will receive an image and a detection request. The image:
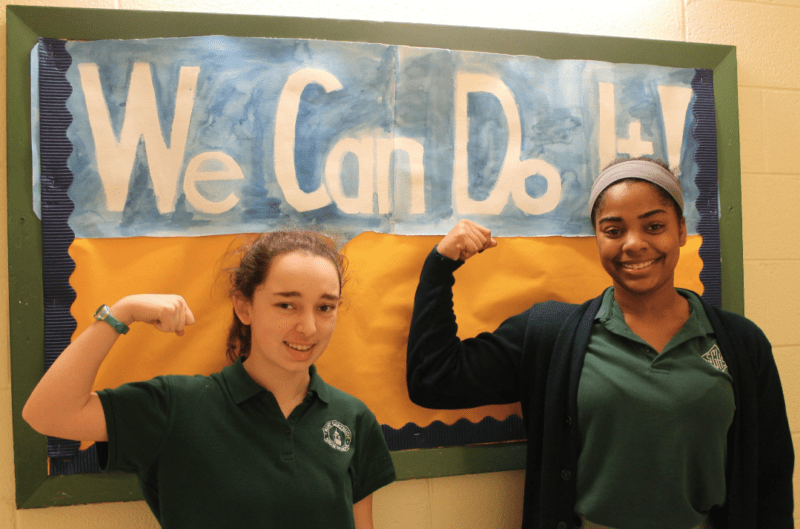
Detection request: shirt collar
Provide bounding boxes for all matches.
[594,287,714,339]
[594,287,616,323]
[222,358,331,405]
[307,364,331,404]
[677,288,715,335]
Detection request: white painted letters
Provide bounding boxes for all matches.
[324,136,374,215]
[275,68,427,215]
[454,72,561,216]
[617,122,653,159]
[322,135,427,215]
[378,137,426,215]
[600,83,656,164]
[274,69,342,212]
[599,82,690,170]
[77,63,690,224]
[598,82,617,170]
[79,62,199,213]
[183,152,245,214]
[658,86,693,169]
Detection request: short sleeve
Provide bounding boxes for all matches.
[351,409,396,503]
[96,376,173,473]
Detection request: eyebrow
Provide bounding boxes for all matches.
[273,291,340,301]
[598,208,668,224]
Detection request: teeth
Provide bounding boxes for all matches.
[286,342,313,351]
[623,259,655,270]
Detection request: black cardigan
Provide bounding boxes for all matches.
[406,249,794,529]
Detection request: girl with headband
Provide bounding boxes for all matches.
[24,230,396,529]
[406,158,793,529]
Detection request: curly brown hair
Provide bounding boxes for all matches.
[225,230,348,363]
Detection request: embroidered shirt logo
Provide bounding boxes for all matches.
[702,344,728,372]
[323,420,352,452]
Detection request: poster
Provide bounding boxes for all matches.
[34,35,717,475]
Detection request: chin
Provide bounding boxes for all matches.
[284,355,315,367]
[617,280,670,296]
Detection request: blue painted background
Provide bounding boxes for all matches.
[60,36,700,238]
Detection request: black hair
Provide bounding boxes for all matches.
[590,156,683,229]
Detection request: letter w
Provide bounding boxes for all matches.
[78,62,200,213]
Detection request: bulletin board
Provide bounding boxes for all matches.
[8,5,742,509]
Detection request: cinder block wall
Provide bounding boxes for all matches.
[2,1,798,527]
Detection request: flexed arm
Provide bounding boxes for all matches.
[22,294,195,443]
[407,220,526,409]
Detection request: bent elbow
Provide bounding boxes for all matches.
[22,393,65,437]
[406,385,425,407]
[21,399,49,435]
[406,377,441,409]
[406,361,446,409]
[405,369,426,405]
[407,388,452,410]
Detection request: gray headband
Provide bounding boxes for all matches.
[589,160,683,214]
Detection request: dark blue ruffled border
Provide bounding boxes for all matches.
[38,37,100,474]
[382,415,526,451]
[692,69,722,308]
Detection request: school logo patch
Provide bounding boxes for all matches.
[322,420,352,452]
[702,344,728,373]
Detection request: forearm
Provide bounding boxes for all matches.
[353,495,374,529]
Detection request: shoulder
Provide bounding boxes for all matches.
[314,379,385,434]
[694,296,774,373]
[101,372,223,403]
[501,297,598,363]
[159,372,224,392]
[524,296,599,332]
[678,289,759,333]
[698,298,768,342]
[321,383,373,415]
[529,299,584,320]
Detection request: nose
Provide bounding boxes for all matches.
[622,229,647,252]
[295,309,316,336]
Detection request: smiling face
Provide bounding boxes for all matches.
[232,251,341,376]
[594,179,687,299]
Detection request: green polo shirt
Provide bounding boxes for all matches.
[96,359,396,529]
[574,288,734,529]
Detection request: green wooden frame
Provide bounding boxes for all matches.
[7,4,741,509]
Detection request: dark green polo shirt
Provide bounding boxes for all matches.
[97,359,396,529]
[574,288,734,529]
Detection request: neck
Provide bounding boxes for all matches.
[242,356,311,402]
[613,283,685,319]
